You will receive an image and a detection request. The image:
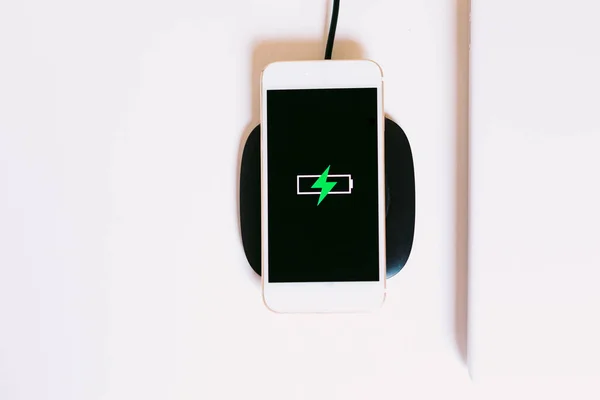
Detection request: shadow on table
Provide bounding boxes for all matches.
[454,0,471,365]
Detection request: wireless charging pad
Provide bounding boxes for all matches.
[239,117,415,279]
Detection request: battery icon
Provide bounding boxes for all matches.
[296,174,354,195]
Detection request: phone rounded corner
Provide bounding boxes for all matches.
[261,61,284,83]
[358,289,387,313]
[261,286,282,314]
[380,289,387,308]
[362,59,384,81]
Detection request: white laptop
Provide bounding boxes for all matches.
[469,0,600,381]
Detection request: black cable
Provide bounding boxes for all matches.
[324,0,340,59]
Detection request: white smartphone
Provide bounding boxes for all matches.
[260,60,386,313]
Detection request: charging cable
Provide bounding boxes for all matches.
[324,0,340,59]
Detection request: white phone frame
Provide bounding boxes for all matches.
[260,60,386,313]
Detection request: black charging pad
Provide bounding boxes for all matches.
[239,117,415,279]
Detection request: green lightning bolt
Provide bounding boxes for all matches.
[311,165,337,206]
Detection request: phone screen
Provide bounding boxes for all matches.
[266,88,380,283]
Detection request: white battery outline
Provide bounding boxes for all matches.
[296,174,353,195]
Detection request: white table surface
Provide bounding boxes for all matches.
[0,1,595,399]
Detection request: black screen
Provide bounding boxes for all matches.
[267,88,380,283]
